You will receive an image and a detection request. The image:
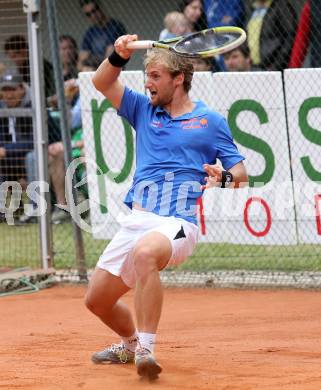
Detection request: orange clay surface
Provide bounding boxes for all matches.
[1,285,321,390]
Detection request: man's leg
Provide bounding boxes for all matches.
[48,151,66,206]
[133,232,171,333]
[85,268,138,363]
[48,149,71,223]
[132,232,172,378]
[85,268,135,336]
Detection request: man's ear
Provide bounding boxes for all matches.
[174,72,184,87]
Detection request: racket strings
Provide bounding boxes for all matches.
[174,31,241,55]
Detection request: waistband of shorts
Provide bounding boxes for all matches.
[131,208,198,229]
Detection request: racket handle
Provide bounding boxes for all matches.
[126,40,154,50]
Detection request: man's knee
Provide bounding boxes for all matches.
[84,290,98,313]
[84,288,113,317]
[133,247,159,280]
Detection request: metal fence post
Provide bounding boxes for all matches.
[45,0,87,281]
[24,0,53,269]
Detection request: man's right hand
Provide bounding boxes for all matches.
[114,34,138,59]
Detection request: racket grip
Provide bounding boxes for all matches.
[126,40,154,50]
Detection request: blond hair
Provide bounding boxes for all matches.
[144,49,194,93]
[164,11,188,34]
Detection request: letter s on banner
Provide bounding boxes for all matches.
[243,196,272,237]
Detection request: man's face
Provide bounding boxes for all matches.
[6,49,28,67]
[1,85,24,108]
[82,3,104,25]
[145,63,179,107]
[224,50,251,72]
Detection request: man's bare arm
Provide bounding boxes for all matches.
[92,34,137,110]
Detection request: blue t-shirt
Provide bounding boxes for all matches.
[118,87,244,224]
[204,0,245,28]
[81,19,126,61]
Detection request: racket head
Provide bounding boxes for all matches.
[172,27,247,58]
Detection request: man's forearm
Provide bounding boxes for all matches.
[92,58,122,94]
[228,164,248,188]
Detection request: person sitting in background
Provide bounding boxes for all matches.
[246,0,297,71]
[0,71,33,190]
[46,56,99,224]
[159,11,191,41]
[45,78,81,224]
[19,53,99,225]
[59,35,79,81]
[203,0,245,71]
[24,77,80,224]
[178,0,207,32]
[79,0,127,63]
[4,35,60,214]
[223,42,253,72]
[177,1,224,71]
[203,0,245,28]
[46,34,80,111]
[4,35,55,98]
[191,57,213,72]
[77,53,100,73]
[288,0,321,68]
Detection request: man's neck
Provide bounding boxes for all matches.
[164,94,195,118]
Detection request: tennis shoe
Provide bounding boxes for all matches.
[91,343,135,364]
[135,347,162,379]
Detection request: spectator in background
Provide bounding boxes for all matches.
[59,35,79,81]
[289,0,321,68]
[78,53,100,72]
[203,0,245,72]
[45,55,99,224]
[178,0,207,32]
[0,71,33,187]
[191,57,213,72]
[178,0,226,71]
[47,34,80,108]
[246,0,297,71]
[4,35,59,153]
[19,39,82,224]
[4,35,55,97]
[79,0,127,63]
[223,42,253,72]
[204,0,245,28]
[159,12,191,41]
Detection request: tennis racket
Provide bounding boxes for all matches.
[126,27,246,58]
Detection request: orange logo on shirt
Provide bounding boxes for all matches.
[181,117,208,129]
[200,118,208,127]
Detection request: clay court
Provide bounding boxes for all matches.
[1,285,321,389]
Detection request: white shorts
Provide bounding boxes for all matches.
[97,209,199,288]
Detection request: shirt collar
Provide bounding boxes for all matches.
[154,100,208,120]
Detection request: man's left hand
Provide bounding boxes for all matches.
[201,163,223,190]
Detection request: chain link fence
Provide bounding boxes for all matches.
[1,0,321,288]
[0,0,41,269]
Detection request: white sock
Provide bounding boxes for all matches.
[121,331,139,352]
[138,332,156,353]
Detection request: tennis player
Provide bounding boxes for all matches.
[85,34,248,379]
